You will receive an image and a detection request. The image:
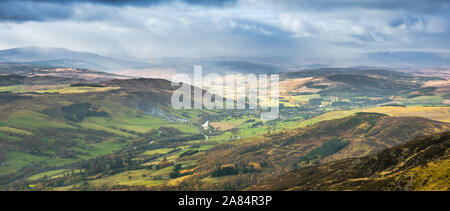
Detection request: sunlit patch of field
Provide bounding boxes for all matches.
[26,169,70,181]
[0,127,32,135]
[202,76,314,102]
[280,101,298,107]
[296,110,359,128]
[0,85,26,92]
[201,175,234,184]
[142,148,176,156]
[52,184,78,191]
[360,106,450,122]
[422,79,450,87]
[297,106,450,128]
[291,94,321,102]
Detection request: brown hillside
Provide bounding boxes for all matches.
[191,113,449,189]
[247,131,450,191]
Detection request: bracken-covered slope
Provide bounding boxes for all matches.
[180,113,450,191]
[247,131,450,191]
[194,113,450,175]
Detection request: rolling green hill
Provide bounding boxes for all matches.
[0,76,201,182]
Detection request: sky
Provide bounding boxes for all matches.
[0,0,449,65]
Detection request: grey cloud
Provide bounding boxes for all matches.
[0,0,237,22]
[0,1,73,21]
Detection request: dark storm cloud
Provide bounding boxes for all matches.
[0,0,237,22]
[25,0,235,7]
[0,0,448,62]
[0,1,72,21]
[0,0,448,22]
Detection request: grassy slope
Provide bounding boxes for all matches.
[0,152,75,177]
[297,106,450,128]
[247,132,450,191]
[407,159,450,191]
[0,89,199,178]
[5,110,74,130]
[26,169,69,181]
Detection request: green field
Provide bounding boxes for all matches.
[27,169,70,181]
[402,95,444,106]
[0,126,32,135]
[291,94,321,102]
[0,86,26,92]
[71,141,123,159]
[0,152,74,177]
[142,148,177,156]
[6,110,74,130]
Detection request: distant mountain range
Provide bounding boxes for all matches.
[0,47,290,74]
[0,47,150,72]
[366,51,450,66]
[0,47,449,76]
